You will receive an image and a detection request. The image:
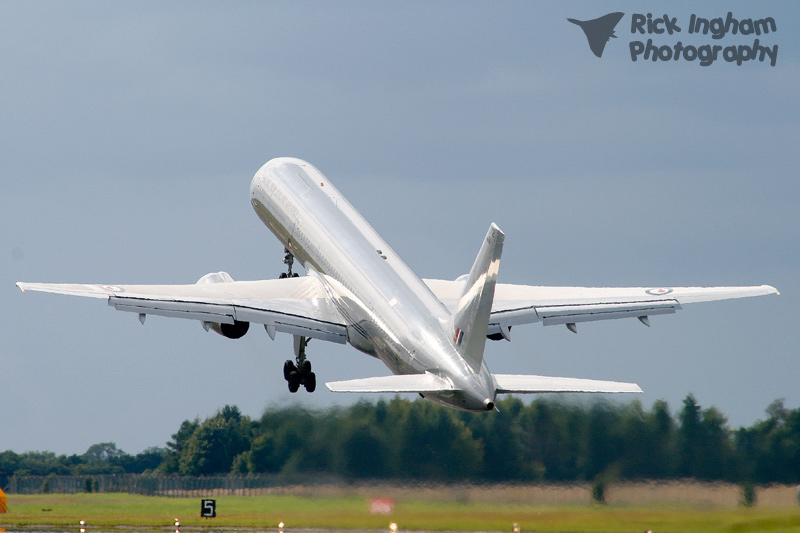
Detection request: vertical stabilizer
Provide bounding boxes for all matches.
[452,223,504,372]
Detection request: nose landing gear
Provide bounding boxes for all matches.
[284,335,316,393]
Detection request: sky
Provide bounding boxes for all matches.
[2,2,798,456]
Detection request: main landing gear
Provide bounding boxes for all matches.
[279,249,300,279]
[284,335,316,393]
[278,249,314,392]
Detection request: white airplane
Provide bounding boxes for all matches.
[17,157,778,412]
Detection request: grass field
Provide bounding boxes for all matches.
[2,483,800,533]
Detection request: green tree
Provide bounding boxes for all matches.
[112,447,166,473]
[83,442,126,463]
[251,405,336,475]
[522,400,586,481]
[159,418,199,473]
[678,394,703,478]
[338,422,389,478]
[761,405,800,482]
[0,450,20,488]
[246,432,278,473]
[585,401,623,480]
[399,401,483,481]
[613,400,677,480]
[678,394,737,480]
[477,397,532,481]
[737,400,800,483]
[648,399,677,478]
[14,451,69,476]
[178,406,251,475]
[699,406,737,480]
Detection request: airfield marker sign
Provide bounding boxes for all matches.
[201,499,216,518]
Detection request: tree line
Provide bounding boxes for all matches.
[3,395,800,488]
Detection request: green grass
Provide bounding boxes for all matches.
[2,493,800,532]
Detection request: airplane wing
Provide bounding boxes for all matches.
[424,279,778,336]
[17,274,348,344]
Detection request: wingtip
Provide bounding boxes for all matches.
[758,285,779,296]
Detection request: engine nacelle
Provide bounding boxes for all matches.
[197,271,250,339]
[208,320,250,339]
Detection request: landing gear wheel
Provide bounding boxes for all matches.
[304,372,316,393]
[283,360,297,381]
[288,371,301,393]
[279,272,288,279]
[283,334,315,393]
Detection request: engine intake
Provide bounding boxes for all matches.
[209,320,250,339]
[197,271,249,339]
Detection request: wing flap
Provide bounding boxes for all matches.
[234,305,346,343]
[110,297,237,324]
[326,373,457,393]
[536,300,679,326]
[494,374,642,394]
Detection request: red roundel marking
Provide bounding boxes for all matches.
[102,285,124,292]
[646,288,673,296]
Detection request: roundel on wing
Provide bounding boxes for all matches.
[102,285,125,292]
[646,288,673,296]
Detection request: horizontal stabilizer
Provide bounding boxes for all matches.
[494,374,642,394]
[326,373,456,393]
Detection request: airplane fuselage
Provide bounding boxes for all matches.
[250,157,496,411]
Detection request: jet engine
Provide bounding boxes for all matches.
[197,271,250,339]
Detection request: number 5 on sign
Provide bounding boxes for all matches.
[201,499,216,518]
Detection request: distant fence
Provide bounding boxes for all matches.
[5,473,335,496]
[6,477,800,506]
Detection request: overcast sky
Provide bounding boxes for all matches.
[3,2,798,456]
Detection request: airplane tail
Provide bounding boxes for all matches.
[451,223,504,372]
